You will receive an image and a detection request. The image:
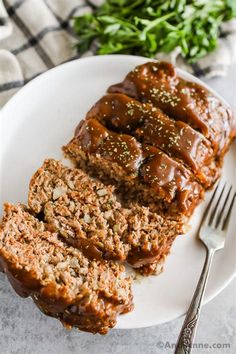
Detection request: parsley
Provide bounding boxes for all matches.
[73,0,236,63]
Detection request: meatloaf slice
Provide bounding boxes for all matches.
[28,159,183,274]
[28,159,130,262]
[64,119,204,217]
[108,61,236,158]
[0,203,133,334]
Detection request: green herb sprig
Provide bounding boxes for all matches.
[73,0,236,63]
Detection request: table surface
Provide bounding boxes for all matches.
[0,64,235,354]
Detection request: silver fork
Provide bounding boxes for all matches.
[175,181,236,354]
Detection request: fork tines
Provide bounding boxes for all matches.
[204,181,236,231]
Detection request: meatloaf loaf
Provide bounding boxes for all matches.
[28,159,183,274]
[64,61,236,218]
[0,203,133,334]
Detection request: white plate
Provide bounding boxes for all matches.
[1,55,236,330]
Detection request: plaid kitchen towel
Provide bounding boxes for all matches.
[0,0,236,108]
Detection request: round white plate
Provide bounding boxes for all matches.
[1,55,236,329]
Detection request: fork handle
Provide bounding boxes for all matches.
[174,248,215,354]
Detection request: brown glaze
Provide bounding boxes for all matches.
[137,118,207,171]
[76,118,143,176]
[75,118,203,212]
[86,93,145,132]
[108,61,207,133]
[98,134,143,175]
[108,61,177,101]
[86,93,216,186]
[75,118,109,153]
[108,61,235,156]
[1,256,48,300]
[175,79,235,155]
[141,145,203,212]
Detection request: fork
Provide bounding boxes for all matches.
[175,181,236,354]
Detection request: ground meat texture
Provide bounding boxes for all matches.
[28,159,183,271]
[0,204,133,334]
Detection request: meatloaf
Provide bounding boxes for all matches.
[108,61,236,157]
[64,61,235,218]
[0,203,133,334]
[28,159,183,273]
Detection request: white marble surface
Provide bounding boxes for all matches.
[0,65,235,354]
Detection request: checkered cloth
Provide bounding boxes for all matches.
[0,0,236,108]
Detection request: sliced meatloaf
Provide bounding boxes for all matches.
[64,118,204,217]
[85,93,218,188]
[108,61,236,157]
[28,159,183,273]
[64,61,236,219]
[0,203,133,334]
